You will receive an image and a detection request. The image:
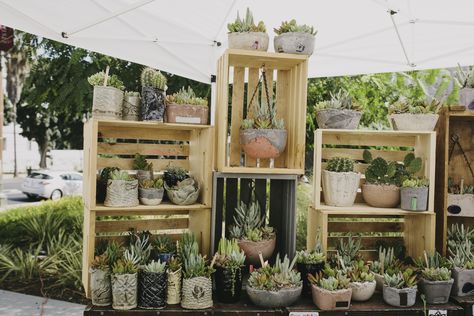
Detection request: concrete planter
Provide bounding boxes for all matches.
[165,178,200,205]
[90,268,112,306]
[459,87,474,109]
[165,103,209,125]
[315,109,361,129]
[447,194,474,217]
[322,170,361,207]
[374,273,384,291]
[311,285,352,310]
[92,86,124,120]
[122,95,140,121]
[382,285,417,307]
[247,285,302,308]
[104,179,139,208]
[362,184,400,208]
[228,32,269,51]
[400,186,429,211]
[451,267,474,297]
[390,113,439,131]
[111,273,138,310]
[166,268,182,305]
[274,32,315,55]
[238,236,275,266]
[139,187,164,206]
[240,129,287,159]
[350,280,376,301]
[420,278,453,304]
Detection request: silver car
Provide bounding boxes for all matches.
[21,170,83,200]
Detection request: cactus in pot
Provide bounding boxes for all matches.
[165,86,209,125]
[322,156,361,207]
[141,67,167,121]
[88,70,125,120]
[274,19,317,55]
[227,8,268,51]
[314,90,362,129]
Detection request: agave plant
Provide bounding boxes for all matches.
[227,8,266,33]
[247,254,301,291]
[229,201,274,242]
[314,90,361,111]
[336,235,362,266]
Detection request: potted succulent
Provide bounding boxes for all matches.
[165,86,209,125]
[247,254,302,308]
[229,200,276,266]
[122,91,140,121]
[111,250,139,310]
[104,170,139,207]
[274,19,317,55]
[166,256,182,305]
[419,265,453,304]
[96,167,119,203]
[322,157,361,207]
[388,98,441,131]
[141,67,167,121]
[227,8,268,51]
[139,178,164,206]
[347,260,376,301]
[383,269,418,307]
[447,179,474,217]
[308,266,352,310]
[449,239,474,296]
[88,70,125,120]
[138,260,167,309]
[213,238,246,303]
[153,235,176,263]
[456,66,474,110]
[336,234,362,267]
[162,165,200,205]
[296,234,326,297]
[89,253,112,306]
[369,247,402,291]
[314,90,362,129]
[401,178,429,211]
[133,153,153,182]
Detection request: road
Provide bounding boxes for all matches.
[1,177,32,206]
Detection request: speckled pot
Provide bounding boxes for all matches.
[315,109,361,129]
[274,32,315,55]
[240,129,287,159]
[228,32,269,51]
[247,285,302,308]
[382,285,417,307]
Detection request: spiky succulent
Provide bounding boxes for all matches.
[414,251,450,270]
[141,67,167,90]
[326,157,355,173]
[227,8,266,33]
[127,234,152,265]
[315,90,361,111]
[384,269,417,289]
[308,267,351,291]
[336,235,362,266]
[166,86,208,106]
[143,260,166,273]
[389,98,442,115]
[140,178,163,189]
[91,254,109,271]
[112,258,138,274]
[168,256,182,272]
[153,235,175,254]
[421,267,451,281]
[133,153,153,171]
[183,252,214,279]
[243,88,284,130]
[297,231,326,264]
[88,71,125,90]
[274,19,316,35]
[370,247,402,275]
[229,201,275,242]
[449,239,474,269]
[109,170,134,181]
[248,254,301,291]
[178,233,199,261]
[163,165,188,187]
[456,65,474,88]
[214,238,245,268]
[348,260,375,282]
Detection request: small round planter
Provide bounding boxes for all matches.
[165,103,209,125]
[164,178,200,205]
[240,129,287,159]
[228,32,269,51]
[138,270,167,309]
[247,285,302,308]
[400,187,428,211]
[136,170,153,183]
[362,184,400,208]
[92,86,124,120]
[390,113,439,131]
[459,87,474,109]
[350,281,376,301]
[141,86,166,122]
[274,32,315,55]
[311,284,352,310]
[322,170,361,207]
[297,262,325,297]
[90,268,112,306]
[420,278,453,304]
[374,273,385,291]
[139,188,164,206]
[122,95,140,121]
[451,267,474,297]
[104,179,139,208]
[111,273,138,310]
[158,253,173,264]
[166,268,182,305]
[214,266,243,303]
[238,236,276,266]
[181,276,213,310]
[382,285,417,307]
[315,109,361,129]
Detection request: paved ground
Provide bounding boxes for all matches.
[1,177,35,207]
[0,290,85,316]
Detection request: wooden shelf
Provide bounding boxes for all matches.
[92,118,211,130]
[319,128,436,136]
[220,166,303,175]
[317,203,435,216]
[92,202,209,212]
[448,110,474,118]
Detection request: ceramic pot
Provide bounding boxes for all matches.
[350,281,376,301]
[139,188,164,206]
[390,113,439,131]
[111,273,138,310]
[240,129,287,159]
[165,103,208,125]
[138,271,167,309]
[164,178,200,205]
[92,86,124,120]
[122,95,140,121]
[451,267,474,297]
[90,268,112,306]
[447,194,474,217]
[214,266,243,303]
[181,276,213,309]
[104,179,139,208]
[166,268,182,305]
[315,109,361,129]
[141,86,166,121]
[382,285,417,307]
[420,278,453,304]
[362,184,400,208]
[274,32,315,55]
[374,273,384,291]
[228,32,269,51]
[311,284,352,310]
[459,87,474,109]
[297,262,325,297]
[247,285,302,308]
[400,187,428,211]
[322,170,361,207]
[238,236,276,266]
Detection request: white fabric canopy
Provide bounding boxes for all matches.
[1,0,474,83]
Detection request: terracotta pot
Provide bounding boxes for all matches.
[274,32,315,55]
[311,284,352,310]
[92,86,123,120]
[451,267,474,297]
[238,237,276,266]
[247,285,302,308]
[122,95,140,121]
[165,103,208,125]
[90,268,112,306]
[459,87,474,109]
[362,184,400,208]
[111,273,138,310]
[374,273,384,291]
[420,278,453,304]
[166,268,182,305]
[322,170,361,207]
[400,187,428,211]
[240,129,287,159]
[181,276,213,309]
[447,194,474,217]
[228,32,269,51]
[390,113,439,131]
[139,188,164,206]
[214,266,243,303]
[382,285,417,307]
[297,262,325,297]
[350,281,376,301]
[315,109,361,129]
[141,86,166,122]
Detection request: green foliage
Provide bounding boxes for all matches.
[88,71,124,90]
[241,118,254,130]
[274,19,316,35]
[112,258,138,274]
[143,260,166,273]
[215,238,245,268]
[153,235,175,254]
[296,230,325,264]
[389,98,442,115]
[163,165,188,187]
[248,255,301,291]
[104,241,122,267]
[167,86,208,106]
[140,178,163,189]
[421,267,451,281]
[141,67,167,90]
[178,233,199,261]
[336,235,362,266]
[91,254,109,271]
[308,267,351,291]
[227,8,266,33]
[326,157,355,173]
[99,167,119,186]
[414,251,450,270]
[133,153,153,171]
[384,269,417,288]
[363,150,403,186]
[348,260,375,282]
[183,252,214,279]
[402,178,429,188]
[229,201,275,242]
[448,239,474,269]
[314,90,360,111]
[127,233,152,265]
[125,91,140,97]
[109,170,134,181]
[370,247,402,275]
[168,256,182,272]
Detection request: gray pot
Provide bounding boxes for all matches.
[228,32,269,51]
[111,273,138,310]
[322,170,361,207]
[315,109,361,129]
[274,32,315,55]
[420,278,453,304]
[164,178,200,205]
[90,268,112,306]
[459,87,474,109]
[451,267,474,297]
[247,285,302,308]
[122,95,140,121]
[139,187,164,206]
[382,285,417,307]
[92,86,124,120]
[240,129,287,159]
[136,170,153,183]
[390,113,439,131]
[400,186,428,211]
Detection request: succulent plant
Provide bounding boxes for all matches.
[227,8,266,33]
[163,165,188,187]
[183,252,214,279]
[178,233,199,261]
[125,91,140,97]
[99,167,120,183]
[456,65,474,88]
[104,241,122,267]
[363,150,402,186]
[449,239,474,269]
[296,231,326,264]
[370,247,402,275]
[88,71,125,90]
[384,269,417,288]
[166,86,208,106]
[241,119,254,130]
[112,258,138,274]
[133,153,153,171]
[168,256,182,272]
[229,201,275,242]
[308,268,351,291]
[143,259,166,273]
[91,253,109,271]
[274,19,317,35]
[336,235,362,266]
[314,90,361,111]
[388,98,442,115]
[414,251,450,270]
[248,254,301,291]
[153,235,175,254]
[421,267,451,281]
[347,260,375,282]
[109,170,134,181]
[214,237,245,268]
[126,233,152,266]
[140,178,163,189]
[326,157,355,173]
[141,67,167,90]
[402,178,429,188]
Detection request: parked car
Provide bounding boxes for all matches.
[21,170,83,200]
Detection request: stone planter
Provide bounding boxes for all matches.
[90,268,112,306]
[111,273,138,310]
[165,178,200,205]
[350,281,376,301]
[451,267,474,296]
[240,129,287,159]
[274,32,315,55]
[459,87,474,109]
[104,179,139,208]
[228,32,269,51]
[400,186,428,211]
[447,194,474,217]
[247,285,302,308]
[362,184,400,208]
[374,273,384,291]
[315,109,361,129]
[297,262,325,298]
[139,188,164,206]
[122,95,140,121]
[141,86,166,122]
[390,113,439,131]
[214,266,243,303]
[238,236,276,266]
[322,170,361,207]
[165,103,208,125]
[166,268,182,305]
[138,271,167,309]
[92,86,124,120]
[382,285,417,307]
[311,284,352,310]
[181,276,213,309]
[420,278,453,304]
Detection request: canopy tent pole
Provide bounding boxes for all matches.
[389,10,415,67]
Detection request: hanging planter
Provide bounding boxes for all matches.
[88,69,125,120]
[227,8,268,51]
[111,273,138,310]
[104,171,139,208]
[273,20,316,55]
[141,67,167,122]
[388,99,441,131]
[122,92,140,121]
[322,157,360,207]
[314,91,362,129]
[165,87,209,125]
[90,268,112,306]
[138,261,167,309]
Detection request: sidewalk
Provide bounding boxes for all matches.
[0,290,85,316]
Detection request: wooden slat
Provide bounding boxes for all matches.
[321,148,410,162]
[328,221,404,233]
[98,143,189,156]
[99,126,190,142]
[230,67,245,166]
[275,70,290,168]
[227,49,308,70]
[216,54,229,171]
[96,233,182,244]
[327,236,405,249]
[95,217,189,233]
[322,133,416,147]
[97,157,188,171]
[245,68,259,167]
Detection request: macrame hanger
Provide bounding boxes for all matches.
[247,65,271,113]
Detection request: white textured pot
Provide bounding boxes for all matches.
[383,285,417,307]
[390,113,439,131]
[322,170,361,207]
[92,86,124,120]
[228,32,269,51]
[447,194,474,217]
[374,273,384,291]
[274,32,315,55]
[111,273,138,310]
[459,87,474,108]
[350,281,376,301]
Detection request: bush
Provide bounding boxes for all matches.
[296,181,312,251]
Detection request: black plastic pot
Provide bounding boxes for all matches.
[297,262,325,297]
[214,266,243,303]
[138,271,167,309]
[96,179,106,203]
[141,86,166,121]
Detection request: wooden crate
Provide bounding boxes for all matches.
[82,119,214,297]
[435,109,474,255]
[215,49,308,174]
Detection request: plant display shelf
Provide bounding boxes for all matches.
[451,296,474,316]
[215,49,308,174]
[435,108,474,255]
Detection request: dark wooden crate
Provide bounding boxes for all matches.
[451,296,474,316]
